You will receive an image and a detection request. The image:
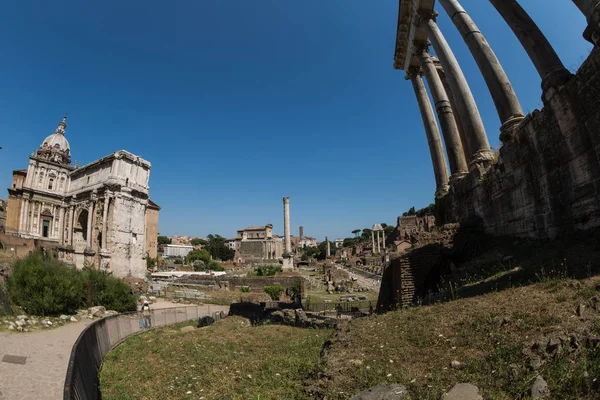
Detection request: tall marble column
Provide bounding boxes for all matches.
[488,0,572,92]
[59,207,65,244]
[283,197,291,254]
[19,199,28,234]
[68,205,74,246]
[371,230,376,253]
[101,194,110,250]
[409,69,450,197]
[439,0,524,141]
[326,236,331,258]
[419,48,468,178]
[86,201,94,249]
[578,0,600,44]
[377,231,382,253]
[421,15,494,167]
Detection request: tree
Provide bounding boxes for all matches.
[157,236,171,246]
[402,207,416,217]
[351,229,361,237]
[204,234,234,261]
[191,238,207,246]
[384,225,394,237]
[360,228,373,242]
[343,237,357,248]
[185,249,211,265]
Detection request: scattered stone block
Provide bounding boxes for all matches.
[88,306,106,317]
[349,384,409,399]
[442,383,482,400]
[180,326,195,333]
[531,375,549,398]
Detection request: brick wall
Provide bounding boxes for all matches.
[376,244,442,311]
[446,47,600,238]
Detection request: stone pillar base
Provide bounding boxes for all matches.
[282,257,294,270]
[449,172,468,185]
[468,149,496,171]
[100,250,111,273]
[435,184,450,199]
[499,115,525,143]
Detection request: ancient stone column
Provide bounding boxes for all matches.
[488,0,572,92]
[86,201,94,249]
[409,70,450,197]
[435,58,469,159]
[371,230,376,253]
[421,15,494,167]
[326,236,331,258]
[578,0,600,44]
[419,48,468,178]
[377,231,381,253]
[438,0,524,142]
[68,205,74,246]
[59,207,65,244]
[283,197,291,254]
[101,195,110,250]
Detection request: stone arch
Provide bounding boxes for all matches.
[76,209,89,241]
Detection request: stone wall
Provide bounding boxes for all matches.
[176,275,305,294]
[376,244,442,311]
[446,47,600,238]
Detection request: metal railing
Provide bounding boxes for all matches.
[63,305,224,400]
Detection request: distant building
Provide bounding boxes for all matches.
[4,117,158,278]
[335,238,344,248]
[299,236,317,248]
[163,244,194,258]
[0,198,6,233]
[234,224,283,263]
[225,238,237,251]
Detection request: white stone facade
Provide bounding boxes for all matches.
[6,118,155,278]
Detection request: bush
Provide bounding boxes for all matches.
[264,285,284,301]
[240,286,251,293]
[208,260,225,271]
[7,252,84,315]
[256,265,282,276]
[6,251,137,315]
[173,258,183,265]
[81,269,137,313]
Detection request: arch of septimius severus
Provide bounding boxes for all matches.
[395,0,600,238]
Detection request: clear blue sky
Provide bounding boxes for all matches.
[0,1,591,241]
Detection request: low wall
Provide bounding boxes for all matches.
[376,244,442,312]
[446,47,600,238]
[0,233,35,258]
[176,275,305,294]
[63,306,224,400]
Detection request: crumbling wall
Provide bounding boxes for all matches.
[447,47,600,238]
[376,244,442,311]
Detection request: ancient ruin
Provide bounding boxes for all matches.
[395,0,600,239]
[4,117,159,278]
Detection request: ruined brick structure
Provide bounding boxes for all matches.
[376,245,442,311]
[396,216,435,240]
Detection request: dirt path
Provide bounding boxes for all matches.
[0,301,228,400]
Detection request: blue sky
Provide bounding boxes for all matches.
[0,1,592,241]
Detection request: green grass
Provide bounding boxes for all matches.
[312,277,600,399]
[100,317,333,399]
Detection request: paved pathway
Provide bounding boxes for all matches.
[0,301,229,400]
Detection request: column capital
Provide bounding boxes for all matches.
[418,9,439,24]
[405,66,422,80]
[413,40,430,56]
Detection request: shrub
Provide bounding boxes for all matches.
[256,265,282,276]
[264,285,284,301]
[208,260,225,271]
[81,269,137,313]
[173,258,183,265]
[7,251,137,315]
[7,252,84,315]
[240,286,251,293]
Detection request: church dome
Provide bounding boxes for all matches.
[36,116,71,165]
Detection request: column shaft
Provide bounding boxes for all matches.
[86,201,94,249]
[419,50,468,177]
[422,17,493,167]
[371,231,375,253]
[283,197,291,254]
[439,0,524,141]
[68,206,74,246]
[102,195,110,249]
[436,62,470,159]
[409,73,450,197]
[488,0,572,91]
[59,207,65,244]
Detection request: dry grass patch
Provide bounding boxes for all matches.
[100,316,333,399]
[313,277,600,399]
